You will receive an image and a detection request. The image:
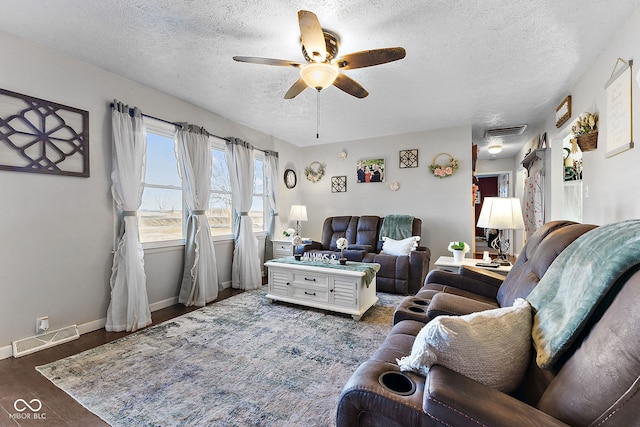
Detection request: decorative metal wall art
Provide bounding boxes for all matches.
[399,149,418,168]
[0,88,89,177]
[331,176,347,193]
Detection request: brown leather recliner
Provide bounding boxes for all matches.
[393,220,596,324]
[301,215,431,294]
[336,222,640,426]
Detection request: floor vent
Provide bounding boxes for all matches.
[12,325,79,358]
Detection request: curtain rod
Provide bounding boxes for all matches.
[110,102,276,155]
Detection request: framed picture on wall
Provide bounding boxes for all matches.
[399,149,418,168]
[356,158,385,183]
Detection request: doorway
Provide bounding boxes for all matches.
[474,172,512,258]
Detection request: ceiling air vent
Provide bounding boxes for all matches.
[484,125,527,138]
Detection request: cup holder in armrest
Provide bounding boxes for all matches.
[412,299,428,306]
[378,371,416,396]
[408,306,425,313]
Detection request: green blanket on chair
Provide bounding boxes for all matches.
[380,215,415,240]
[527,219,640,369]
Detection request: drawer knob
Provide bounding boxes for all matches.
[304,291,316,296]
[304,277,316,282]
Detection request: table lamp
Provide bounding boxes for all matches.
[289,204,307,236]
[476,197,524,265]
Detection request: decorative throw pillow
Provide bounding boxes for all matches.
[381,236,420,256]
[397,298,532,392]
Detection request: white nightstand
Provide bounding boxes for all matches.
[272,239,294,259]
[434,256,512,275]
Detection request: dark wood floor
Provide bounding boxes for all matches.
[0,288,243,427]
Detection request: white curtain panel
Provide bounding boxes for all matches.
[523,170,544,239]
[106,101,151,332]
[226,138,262,290]
[264,151,279,261]
[175,125,219,306]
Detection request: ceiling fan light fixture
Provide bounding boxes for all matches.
[300,62,338,90]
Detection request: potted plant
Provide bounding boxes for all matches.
[336,237,348,265]
[448,241,470,263]
[570,112,599,152]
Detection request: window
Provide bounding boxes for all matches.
[251,155,267,232]
[207,142,268,236]
[136,120,268,244]
[139,120,183,244]
[208,144,232,236]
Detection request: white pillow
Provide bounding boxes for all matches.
[397,298,532,392]
[381,236,420,256]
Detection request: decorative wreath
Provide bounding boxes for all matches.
[429,152,459,178]
[304,161,326,183]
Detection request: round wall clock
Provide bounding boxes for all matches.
[284,168,297,189]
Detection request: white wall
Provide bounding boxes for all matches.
[0,31,300,353]
[296,125,474,263]
[524,7,640,227]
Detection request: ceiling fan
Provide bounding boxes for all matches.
[233,10,406,99]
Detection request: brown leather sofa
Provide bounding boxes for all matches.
[336,221,640,426]
[393,220,596,324]
[300,215,430,294]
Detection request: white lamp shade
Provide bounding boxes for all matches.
[289,204,308,221]
[300,63,338,90]
[477,197,524,230]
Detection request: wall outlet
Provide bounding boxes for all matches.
[36,316,49,334]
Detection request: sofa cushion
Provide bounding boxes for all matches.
[397,298,532,392]
[381,236,420,256]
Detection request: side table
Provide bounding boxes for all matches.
[434,255,512,275]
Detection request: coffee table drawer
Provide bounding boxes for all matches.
[291,272,328,288]
[291,285,329,303]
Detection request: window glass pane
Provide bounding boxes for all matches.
[211,148,231,193]
[253,158,264,194]
[250,195,264,231]
[208,192,232,236]
[139,187,183,242]
[144,133,180,187]
[139,130,182,244]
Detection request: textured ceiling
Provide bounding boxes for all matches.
[2,0,639,159]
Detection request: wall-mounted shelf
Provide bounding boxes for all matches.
[522,149,546,175]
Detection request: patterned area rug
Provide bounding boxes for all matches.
[37,289,405,426]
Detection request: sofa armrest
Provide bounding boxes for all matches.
[409,247,431,295]
[424,268,503,300]
[426,292,498,320]
[424,365,569,427]
[459,265,505,286]
[299,240,323,253]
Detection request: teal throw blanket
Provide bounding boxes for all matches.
[527,219,640,369]
[268,257,380,287]
[380,215,415,240]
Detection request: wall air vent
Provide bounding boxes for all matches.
[12,325,79,358]
[484,125,527,138]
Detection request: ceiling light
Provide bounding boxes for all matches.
[300,63,338,90]
[487,142,503,154]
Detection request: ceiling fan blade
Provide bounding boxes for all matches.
[233,56,303,68]
[284,78,308,99]
[333,73,368,98]
[298,10,326,62]
[335,47,406,70]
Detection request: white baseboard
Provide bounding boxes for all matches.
[0,345,12,360]
[1,291,232,360]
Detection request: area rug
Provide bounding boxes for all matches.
[37,289,405,426]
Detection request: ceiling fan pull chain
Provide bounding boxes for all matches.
[316,89,320,139]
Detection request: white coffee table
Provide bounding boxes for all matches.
[434,256,512,275]
[264,258,378,320]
